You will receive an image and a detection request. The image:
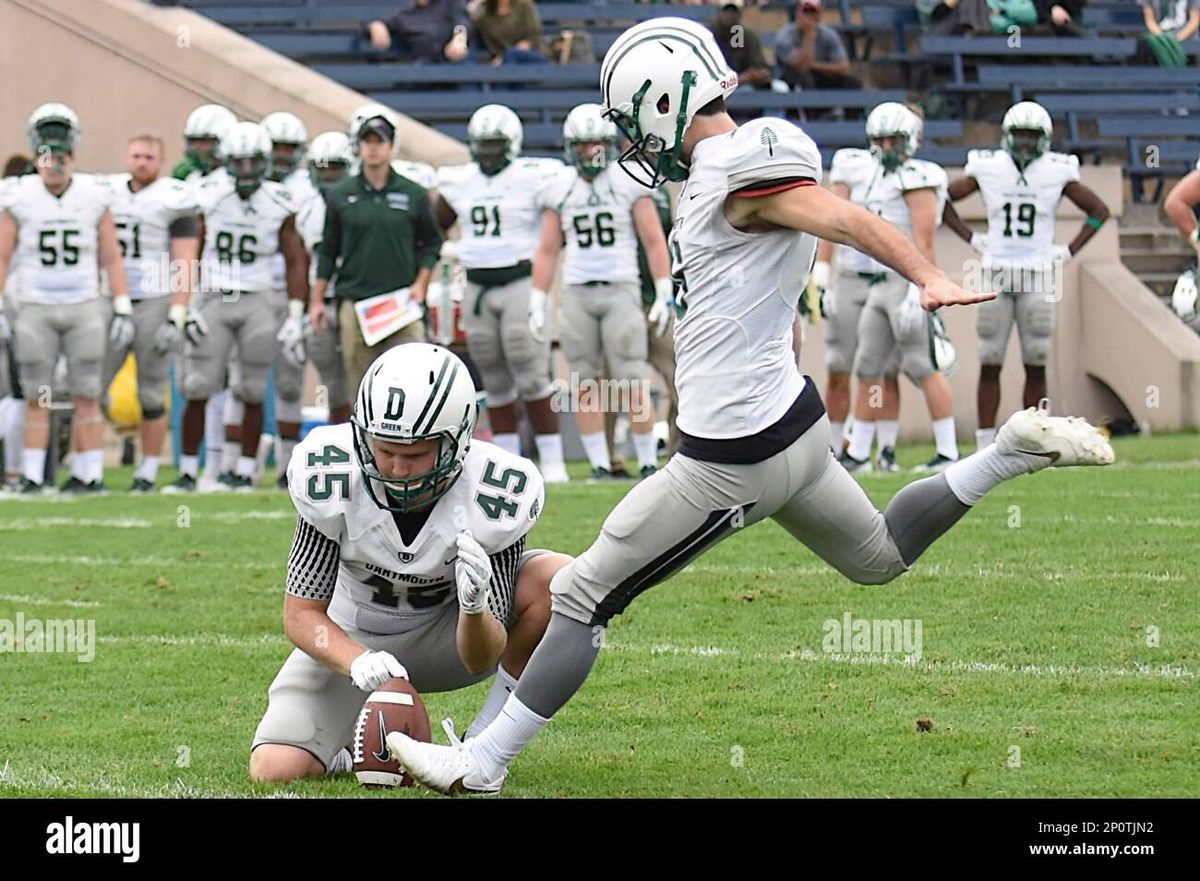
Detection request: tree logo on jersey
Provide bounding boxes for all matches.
[384,387,406,421]
[760,127,779,158]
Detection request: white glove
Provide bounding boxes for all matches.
[647,277,673,336]
[1050,244,1072,266]
[897,283,926,340]
[349,650,409,693]
[184,307,208,346]
[811,261,832,318]
[969,232,988,255]
[454,530,492,615]
[1172,270,1198,321]
[152,302,187,355]
[276,299,306,349]
[439,239,460,262]
[109,296,135,350]
[528,287,547,342]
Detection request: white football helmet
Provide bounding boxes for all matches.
[599,17,738,187]
[308,130,353,186]
[865,102,922,171]
[27,102,81,156]
[563,102,617,177]
[262,110,308,179]
[184,103,237,171]
[1002,101,1053,166]
[220,121,272,196]
[1172,269,1198,321]
[348,102,400,155]
[468,104,523,176]
[351,344,479,513]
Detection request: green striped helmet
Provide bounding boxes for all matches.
[351,343,479,513]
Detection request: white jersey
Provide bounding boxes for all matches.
[392,159,437,190]
[966,148,1080,262]
[296,189,333,298]
[828,149,948,274]
[671,118,822,439]
[542,164,651,285]
[437,158,561,269]
[269,168,319,292]
[100,174,198,299]
[289,424,545,634]
[0,176,24,299]
[196,177,295,293]
[0,173,113,305]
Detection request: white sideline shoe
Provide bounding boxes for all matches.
[386,725,506,796]
[539,461,570,484]
[996,400,1114,467]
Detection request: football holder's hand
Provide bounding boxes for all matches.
[350,650,409,693]
[454,530,492,616]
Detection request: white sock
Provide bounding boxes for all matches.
[137,455,160,482]
[236,455,256,478]
[975,427,997,449]
[847,419,875,462]
[1,397,23,474]
[179,454,200,478]
[580,431,610,470]
[277,437,297,477]
[877,419,899,451]
[828,420,844,450]
[632,430,658,469]
[932,417,959,460]
[944,445,1046,506]
[534,433,563,466]
[224,393,244,426]
[470,694,550,782]
[85,448,105,484]
[22,448,46,484]
[326,747,352,775]
[465,666,518,739]
[70,451,89,481]
[493,432,520,456]
[222,440,241,473]
[204,392,225,456]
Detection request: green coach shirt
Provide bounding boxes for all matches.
[317,168,442,301]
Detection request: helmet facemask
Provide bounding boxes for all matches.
[1004,127,1048,168]
[566,138,615,178]
[311,158,349,189]
[605,71,697,189]
[229,154,268,197]
[869,134,909,172]
[351,416,471,514]
[186,137,221,173]
[470,137,512,176]
[268,142,303,182]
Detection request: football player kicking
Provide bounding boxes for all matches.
[100,134,199,492]
[435,105,570,483]
[389,19,1114,795]
[942,101,1110,450]
[531,103,673,482]
[249,344,570,781]
[1161,152,1200,336]
[0,103,132,494]
[817,103,957,474]
[168,122,308,492]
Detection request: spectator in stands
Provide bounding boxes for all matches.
[774,0,861,94]
[1135,0,1199,65]
[470,0,549,65]
[366,0,471,63]
[709,0,773,89]
[1033,0,1089,36]
[917,0,992,35]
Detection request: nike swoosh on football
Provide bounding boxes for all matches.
[372,711,391,763]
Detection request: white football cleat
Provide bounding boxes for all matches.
[539,461,570,484]
[995,400,1114,467]
[385,729,506,796]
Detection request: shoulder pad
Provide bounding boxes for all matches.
[458,441,545,554]
[287,424,357,539]
[727,119,822,192]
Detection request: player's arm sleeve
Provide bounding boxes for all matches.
[963,150,984,179]
[286,515,340,602]
[1064,153,1082,184]
[729,124,823,197]
[485,535,525,625]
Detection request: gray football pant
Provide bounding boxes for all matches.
[516,414,970,718]
[823,270,899,377]
[560,281,649,381]
[101,295,174,416]
[463,276,553,408]
[182,290,279,404]
[13,299,107,400]
[854,272,939,383]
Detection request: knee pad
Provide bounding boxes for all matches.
[234,365,269,406]
[140,405,165,421]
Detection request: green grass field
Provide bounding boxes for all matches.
[1,433,1197,798]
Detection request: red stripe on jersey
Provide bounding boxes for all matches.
[734,178,818,198]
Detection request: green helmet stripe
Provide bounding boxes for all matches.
[419,360,461,435]
[413,355,451,433]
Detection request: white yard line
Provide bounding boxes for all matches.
[5,553,278,570]
[0,593,102,608]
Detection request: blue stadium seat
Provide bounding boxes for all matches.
[314,62,602,89]
[1126,139,1200,202]
[973,65,1200,100]
[919,36,1136,86]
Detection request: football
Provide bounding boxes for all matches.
[351,677,433,788]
